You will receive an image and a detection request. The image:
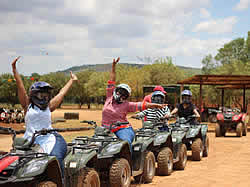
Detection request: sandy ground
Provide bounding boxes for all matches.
[1,109,250,187]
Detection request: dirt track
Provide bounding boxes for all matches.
[1,109,250,187]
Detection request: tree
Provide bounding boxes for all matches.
[215,37,248,65]
[201,54,217,75]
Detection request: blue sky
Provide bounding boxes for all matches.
[0,0,249,75]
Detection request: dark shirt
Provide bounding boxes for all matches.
[176,103,195,119]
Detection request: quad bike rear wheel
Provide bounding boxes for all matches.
[215,123,221,137]
[174,144,187,170]
[242,123,247,136]
[236,123,243,137]
[191,138,203,161]
[134,151,155,184]
[203,136,209,157]
[209,114,217,123]
[109,158,131,187]
[157,147,173,176]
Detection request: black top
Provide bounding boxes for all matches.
[176,103,195,119]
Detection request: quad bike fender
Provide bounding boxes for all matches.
[153,132,171,146]
[99,141,131,158]
[16,156,60,178]
[64,150,97,176]
[201,124,208,137]
[186,126,202,139]
[242,113,248,123]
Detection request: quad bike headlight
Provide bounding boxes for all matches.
[155,135,165,145]
[21,159,47,177]
[105,143,122,154]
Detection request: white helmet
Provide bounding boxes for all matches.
[113,84,131,104]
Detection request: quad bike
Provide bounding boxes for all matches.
[169,115,209,161]
[132,116,187,181]
[64,122,100,187]
[68,120,158,187]
[216,108,248,137]
[0,126,64,187]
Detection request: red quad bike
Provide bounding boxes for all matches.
[215,108,248,137]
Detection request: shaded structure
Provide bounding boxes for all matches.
[177,75,250,112]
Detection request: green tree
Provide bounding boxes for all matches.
[215,38,248,65]
[201,54,217,75]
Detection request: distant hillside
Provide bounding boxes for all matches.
[58,63,201,75]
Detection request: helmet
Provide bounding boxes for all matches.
[151,91,165,104]
[29,82,53,110]
[181,90,192,104]
[153,85,166,94]
[113,84,131,104]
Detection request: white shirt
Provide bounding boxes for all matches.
[23,104,56,154]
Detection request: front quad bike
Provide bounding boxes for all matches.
[0,127,63,187]
[133,117,187,181]
[170,116,209,161]
[69,120,156,187]
[216,108,248,137]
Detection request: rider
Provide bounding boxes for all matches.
[12,56,78,179]
[132,91,170,122]
[166,90,200,121]
[102,57,166,150]
[143,85,166,103]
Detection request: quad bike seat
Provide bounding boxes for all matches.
[13,137,31,150]
[95,126,111,136]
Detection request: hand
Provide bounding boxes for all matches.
[131,115,137,119]
[70,71,78,82]
[11,56,21,71]
[113,57,120,65]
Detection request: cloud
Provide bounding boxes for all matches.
[234,0,250,11]
[192,16,238,34]
[200,8,211,18]
[2,0,240,75]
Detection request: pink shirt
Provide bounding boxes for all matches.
[102,80,145,132]
[143,94,152,103]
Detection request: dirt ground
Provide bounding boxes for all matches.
[1,109,250,187]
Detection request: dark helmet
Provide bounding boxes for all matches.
[181,90,192,104]
[113,84,131,104]
[151,91,165,104]
[29,81,53,110]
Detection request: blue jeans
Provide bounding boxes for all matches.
[115,127,135,153]
[50,133,67,179]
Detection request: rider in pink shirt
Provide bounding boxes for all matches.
[102,57,166,149]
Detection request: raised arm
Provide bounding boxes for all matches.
[110,57,120,82]
[12,56,29,111]
[49,71,78,112]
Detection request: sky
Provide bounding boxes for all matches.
[0,0,249,75]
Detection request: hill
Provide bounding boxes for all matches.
[58,63,201,74]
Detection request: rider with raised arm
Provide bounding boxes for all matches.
[11,56,78,179]
[102,57,166,149]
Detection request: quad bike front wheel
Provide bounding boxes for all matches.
[77,168,100,187]
[191,138,203,161]
[174,144,187,170]
[215,123,221,137]
[203,136,209,157]
[157,147,173,176]
[134,151,156,184]
[236,123,243,137]
[109,158,131,187]
[36,181,57,187]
